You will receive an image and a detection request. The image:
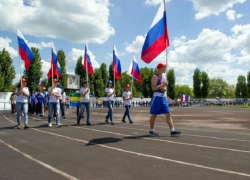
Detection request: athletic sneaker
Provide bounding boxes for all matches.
[149,131,159,136]
[58,123,62,128]
[105,119,109,124]
[86,122,92,126]
[24,124,30,129]
[171,131,181,137]
[129,120,133,124]
[48,123,52,127]
[122,119,126,123]
[110,121,115,126]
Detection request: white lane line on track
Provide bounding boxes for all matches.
[0,138,78,180]
[3,115,250,178]
[65,110,250,136]
[42,114,250,144]
[28,116,250,153]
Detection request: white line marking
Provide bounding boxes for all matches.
[0,139,78,180]
[3,115,250,177]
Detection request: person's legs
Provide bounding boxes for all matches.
[23,103,29,127]
[16,102,21,126]
[165,114,174,129]
[150,115,157,130]
[122,105,127,122]
[60,102,65,117]
[105,101,110,121]
[85,102,90,124]
[48,103,53,124]
[77,103,85,124]
[56,102,61,125]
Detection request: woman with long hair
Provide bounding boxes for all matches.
[15,78,30,129]
[105,80,115,125]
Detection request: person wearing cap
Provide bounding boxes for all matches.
[47,79,62,127]
[15,78,30,129]
[122,84,133,124]
[149,63,181,137]
[105,80,115,125]
[77,80,91,125]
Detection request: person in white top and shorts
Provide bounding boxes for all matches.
[77,80,91,125]
[122,84,133,124]
[105,80,115,125]
[47,79,62,127]
[15,78,30,129]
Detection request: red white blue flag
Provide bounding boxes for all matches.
[47,42,62,78]
[113,45,122,80]
[128,54,142,83]
[17,29,34,70]
[39,79,44,88]
[141,0,169,64]
[83,44,94,75]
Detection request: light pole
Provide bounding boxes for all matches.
[200,82,203,103]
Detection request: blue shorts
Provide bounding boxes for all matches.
[150,96,170,115]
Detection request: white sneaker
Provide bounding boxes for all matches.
[57,123,62,128]
[48,123,52,127]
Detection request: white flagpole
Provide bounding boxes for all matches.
[51,42,53,85]
[113,45,115,94]
[131,76,133,94]
[164,0,168,99]
[86,45,89,89]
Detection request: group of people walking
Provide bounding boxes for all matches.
[14,63,181,137]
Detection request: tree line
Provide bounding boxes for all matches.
[1,48,250,99]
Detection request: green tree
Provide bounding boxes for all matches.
[0,48,16,91]
[139,67,154,98]
[201,71,210,98]
[99,63,109,85]
[247,71,250,96]
[209,78,234,98]
[193,68,202,98]
[57,50,67,88]
[23,47,42,92]
[175,85,193,99]
[94,68,105,97]
[75,56,86,83]
[235,75,247,98]
[167,69,175,99]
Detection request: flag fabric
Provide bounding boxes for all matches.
[128,55,142,83]
[113,45,122,80]
[83,44,95,75]
[17,29,34,70]
[69,93,81,108]
[47,42,62,78]
[141,0,169,63]
[39,79,44,88]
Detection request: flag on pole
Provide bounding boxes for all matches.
[83,44,95,75]
[113,45,122,80]
[47,42,62,78]
[39,79,44,88]
[17,29,34,70]
[141,0,169,64]
[128,55,142,83]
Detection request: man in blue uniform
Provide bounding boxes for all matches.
[149,63,181,137]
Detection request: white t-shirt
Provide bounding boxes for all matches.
[48,87,62,103]
[15,87,29,103]
[80,87,90,102]
[105,88,114,101]
[123,91,132,105]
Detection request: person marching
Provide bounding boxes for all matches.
[35,89,44,117]
[77,80,91,125]
[47,79,62,127]
[15,78,30,129]
[149,63,181,137]
[122,84,133,124]
[105,80,115,125]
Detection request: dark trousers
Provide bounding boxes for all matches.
[36,104,42,115]
[60,102,65,117]
[122,105,132,121]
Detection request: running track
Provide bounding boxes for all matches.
[0,107,250,180]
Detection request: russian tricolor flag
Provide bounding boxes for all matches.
[83,44,94,75]
[113,45,122,80]
[39,79,44,88]
[128,54,142,83]
[17,29,34,70]
[141,0,169,64]
[47,42,62,78]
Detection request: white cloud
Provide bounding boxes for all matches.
[66,48,100,74]
[0,37,18,58]
[41,59,51,78]
[28,42,51,49]
[188,0,246,20]
[226,10,243,20]
[125,35,145,53]
[145,0,171,6]
[0,0,115,44]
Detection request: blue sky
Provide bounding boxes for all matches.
[0,0,250,86]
